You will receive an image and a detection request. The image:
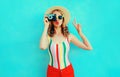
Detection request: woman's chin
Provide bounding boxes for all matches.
[54,24,61,28]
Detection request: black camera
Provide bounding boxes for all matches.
[46,14,56,21]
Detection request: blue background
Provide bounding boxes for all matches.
[0,0,120,77]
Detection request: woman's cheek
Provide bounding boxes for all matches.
[59,21,63,25]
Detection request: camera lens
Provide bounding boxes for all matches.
[47,14,56,21]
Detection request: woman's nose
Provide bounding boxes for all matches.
[55,15,59,20]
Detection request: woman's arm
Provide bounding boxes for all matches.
[39,17,49,50]
[70,33,93,50]
[39,26,49,50]
[70,19,93,50]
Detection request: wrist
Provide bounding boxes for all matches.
[44,23,49,27]
[44,26,49,29]
[78,31,83,35]
[43,27,48,33]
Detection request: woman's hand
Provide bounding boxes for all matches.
[72,18,82,34]
[71,19,93,50]
[44,16,49,28]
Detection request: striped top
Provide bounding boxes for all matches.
[47,35,71,69]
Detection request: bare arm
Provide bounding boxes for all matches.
[39,17,49,50]
[39,26,49,50]
[70,32,93,50]
[70,18,93,50]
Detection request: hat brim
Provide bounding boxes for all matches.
[45,6,70,25]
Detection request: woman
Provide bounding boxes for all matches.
[40,6,93,77]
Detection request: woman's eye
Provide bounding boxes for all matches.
[58,16,63,19]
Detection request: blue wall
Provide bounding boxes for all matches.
[0,0,120,77]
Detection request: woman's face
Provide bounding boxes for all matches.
[52,11,63,28]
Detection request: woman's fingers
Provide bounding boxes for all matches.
[45,18,48,23]
[44,16,49,24]
[72,18,81,30]
[72,19,75,25]
[43,16,49,26]
[77,24,80,28]
[44,16,47,21]
[73,18,77,25]
[72,18,77,28]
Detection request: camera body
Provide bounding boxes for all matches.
[46,14,56,21]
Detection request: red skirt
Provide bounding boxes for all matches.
[47,63,75,77]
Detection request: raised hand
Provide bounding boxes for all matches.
[44,16,50,27]
[72,18,82,33]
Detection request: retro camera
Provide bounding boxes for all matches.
[46,14,56,21]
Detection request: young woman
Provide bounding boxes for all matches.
[40,6,93,77]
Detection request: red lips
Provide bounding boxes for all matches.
[55,21,59,25]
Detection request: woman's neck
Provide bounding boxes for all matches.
[54,26,61,35]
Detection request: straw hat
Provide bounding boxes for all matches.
[45,6,70,25]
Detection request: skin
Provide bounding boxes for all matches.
[40,11,93,50]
